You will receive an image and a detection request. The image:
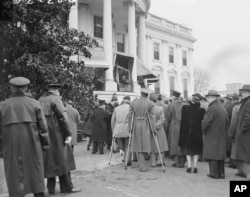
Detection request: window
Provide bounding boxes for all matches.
[94,15,103,38]
[153,43,160,60]
[117,33,125,53]
[169,47,174,63]
[169,76,175,95]
[182,51,187,66]
[183,78,188,99]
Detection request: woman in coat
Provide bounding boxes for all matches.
[91,100,109,154]
[149,94,168,167]
[179,93,205,173]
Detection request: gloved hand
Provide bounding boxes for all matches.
[65,136,72,145]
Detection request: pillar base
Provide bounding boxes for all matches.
[105,80,118,91]
[133,83,141,94]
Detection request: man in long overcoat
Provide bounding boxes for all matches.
[91,100,109,154]
[0,77,50,197]
[39,84,80,194]
[130,88,155,172]
[166,90,185,168]
[202,90,228,179]
[235,84,250,180]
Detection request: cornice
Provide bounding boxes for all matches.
[146,22,197,43]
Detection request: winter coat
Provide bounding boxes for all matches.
[228,103,241,160]
[91,107,109,142]
[151,103,168,153]
[156,101,169,137]
[235,96,250,162]
[166,99,184,155]
[111,102,130,138]
[202,100,228,160]
[130,96,155,153]
[39,92,76,178]
[66,104,80,146]
[178,102,205,153]
[0,91,50,197]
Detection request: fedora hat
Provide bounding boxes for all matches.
[205,90,220,97]
[239,84,250,92]
[192,93,202,102]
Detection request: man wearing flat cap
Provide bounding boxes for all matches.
[202,90,228,179]
[235,84,250,180]
[129,88,155,172]
[0,77,50,197]
[166,89,186,168]
[39,83,81,194]
[111,96,131,163]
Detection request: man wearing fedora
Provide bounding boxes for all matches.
[202,90,228,179]
[166,90,186,168]
[39,84,81,194]
[0,77,50,197]
[129,88,155,172]
[234,84,250,180]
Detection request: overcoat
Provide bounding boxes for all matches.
[166,99,184,155]
[151,103,168,153]
[91,107,109,142]
[228,103,241,160]
[66,104,80,146]
[130,96,155,153]
[178,102,205,154]
[235,96,250,162]
[39,92,76,178]
[202,100,228,160]
[111,102,130,138]
[0,91,50,197]
[156,101,169,137]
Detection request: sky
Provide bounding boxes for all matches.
[149,0,250,90]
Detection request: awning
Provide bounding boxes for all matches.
[147,78,159,83]
[137,59,157,79]
[77,47,109,70]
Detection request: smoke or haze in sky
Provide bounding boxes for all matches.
[150,0,250,90]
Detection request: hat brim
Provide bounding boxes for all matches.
[205,94,220,97]
[239,88,250,92]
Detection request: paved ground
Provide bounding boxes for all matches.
[0,141,247,197]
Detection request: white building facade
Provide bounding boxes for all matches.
[69,0,196,101]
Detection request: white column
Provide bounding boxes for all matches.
[176,44,183,94]
[162,40,170,96]
[138,13,146,64]
[128,1,139,93]
[69,0,79,30]
[104,0,117,91]
[189,48,194,95]
[146,35,152,68]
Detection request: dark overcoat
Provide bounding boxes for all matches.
[0,92,50,197]
[39,92,76,178]
[179,102,205,153]
[235,96,250,162]
[202,100,228,160]
[130,96,155,153]
[91,107,109,142]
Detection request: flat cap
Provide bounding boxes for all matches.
[149,93,158,101]
[9,77,30,86]
[47,84,61,88]
[172,90,181,97]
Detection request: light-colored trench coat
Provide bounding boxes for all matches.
[111,102,130,138]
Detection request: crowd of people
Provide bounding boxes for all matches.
[1,76,250,197]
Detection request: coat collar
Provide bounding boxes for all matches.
[208,99,218,107]
[10,91,26,98]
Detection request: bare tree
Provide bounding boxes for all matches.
[193,67,210,94]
